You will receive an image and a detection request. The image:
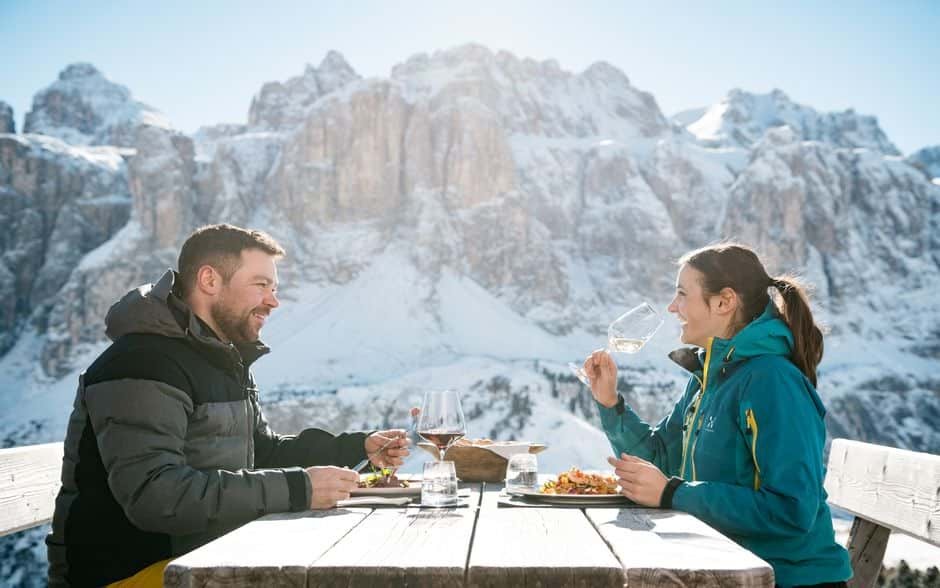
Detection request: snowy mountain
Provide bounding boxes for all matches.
[1,44,939,582]
[22,63,170,147]
[2,41,938,454]
[248,51,361,132]
[1,41,937,449]
[681,88,900,155]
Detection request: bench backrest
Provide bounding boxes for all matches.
[824,438,940,588]
[0,442,64,537]
[825,438,940,545]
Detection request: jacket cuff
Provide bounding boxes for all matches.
[659,476,685,509]
[596,394,623,428]
[597,394,649,438]
[284,467,310,512]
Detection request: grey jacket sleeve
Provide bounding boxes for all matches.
[84,378,299,536]
[249,383,369,469]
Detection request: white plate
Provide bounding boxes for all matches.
[352,474,421,496]
[338,496,413,507]
[508,489,630,506]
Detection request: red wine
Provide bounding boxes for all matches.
[418,430,465,450]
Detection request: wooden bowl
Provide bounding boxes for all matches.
[418,442,547,482]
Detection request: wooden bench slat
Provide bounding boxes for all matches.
[586,508,774,587]
[825,438,940,546]
[164,509,371,588]
[0,442,63,537]
[466,487,625,588]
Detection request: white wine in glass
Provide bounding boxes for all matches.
[568,302,664,386]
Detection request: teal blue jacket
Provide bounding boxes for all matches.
[598,303,851,587]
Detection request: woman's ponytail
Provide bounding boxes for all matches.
[771,276,824,386]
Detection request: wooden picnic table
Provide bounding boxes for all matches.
[165,482,773,587]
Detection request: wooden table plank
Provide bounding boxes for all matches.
[164,509,370,588]
[467,486,625,588]
[586,508,774,587]
[307,484,483,587]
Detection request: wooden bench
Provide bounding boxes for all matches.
[0,442,63,537]
[824,438,940,588]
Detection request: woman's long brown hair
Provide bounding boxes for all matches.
[680,243,824,386]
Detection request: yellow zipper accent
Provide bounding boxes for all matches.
[679,386,700,479]
[745,408,761,490]
[686,337,714,481]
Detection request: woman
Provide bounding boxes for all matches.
[584,243,851,588]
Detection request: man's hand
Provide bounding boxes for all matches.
[584,350,618,408]
[364,429,411,468]
[607,453,668,507]
[304,466,358,510]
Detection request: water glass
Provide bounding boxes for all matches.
[505,453,539,492]
[421,461,458,507]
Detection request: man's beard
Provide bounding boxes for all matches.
[210,298,263,344]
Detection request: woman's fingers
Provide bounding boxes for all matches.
[618,480,637,500]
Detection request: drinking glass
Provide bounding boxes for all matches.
[568,302,664,386]
[504,453,539,493]
[417,390,466,461]
[421,461,458,507]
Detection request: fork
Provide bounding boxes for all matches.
[353,409,421,475]
[353,435,399,473]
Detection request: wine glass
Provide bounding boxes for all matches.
[568,302,664,386]
[417,390,467,461]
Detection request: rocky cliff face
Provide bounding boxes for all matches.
[0,102,14,134]
[907,145,940,181]
[0,134,130,357]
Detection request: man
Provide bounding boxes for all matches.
[46,224,409,587]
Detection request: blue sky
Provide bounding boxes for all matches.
[2,0,937,154]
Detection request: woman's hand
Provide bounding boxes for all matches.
[583,349,618,408]
[607,453,668,507]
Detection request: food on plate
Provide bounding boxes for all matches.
[453,438,494,446]
[358,468,410,489]
[540,467,619,495]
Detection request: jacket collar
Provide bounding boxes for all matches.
[107,269,271,369]
[667,301,793,375]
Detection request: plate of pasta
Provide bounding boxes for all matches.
[508,468,631,505]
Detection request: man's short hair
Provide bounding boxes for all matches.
[177,224,286,296]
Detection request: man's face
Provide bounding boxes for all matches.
[210,249,280,344]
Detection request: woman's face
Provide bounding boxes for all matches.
[667,264,735,348]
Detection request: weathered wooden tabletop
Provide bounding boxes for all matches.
[165,483,773,587]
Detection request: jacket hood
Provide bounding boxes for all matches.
[104,269,270,366]
[105,270,188,341]
[720,300,794,362]
[668,301,825,418]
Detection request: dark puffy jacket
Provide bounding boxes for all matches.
[46,270,368,587]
